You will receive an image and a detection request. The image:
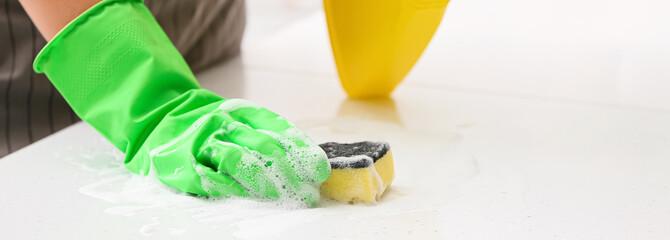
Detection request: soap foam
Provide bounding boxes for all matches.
[249,127,325,205]
[327,155,373,169]
[218,99,328,204]
[216,98,262,112]
[69,143,320,217]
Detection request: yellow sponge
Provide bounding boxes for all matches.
[319,141,395,203]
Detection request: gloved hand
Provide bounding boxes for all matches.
[34,0,330,204]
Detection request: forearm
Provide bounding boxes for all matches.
[18,0,101,41]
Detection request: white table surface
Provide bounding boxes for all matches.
[2,0,670,239]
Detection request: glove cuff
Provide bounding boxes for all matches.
[33,0,205,155]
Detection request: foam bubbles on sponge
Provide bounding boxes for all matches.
[319,141,395,203]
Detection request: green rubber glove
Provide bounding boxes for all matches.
[34,0,330,204]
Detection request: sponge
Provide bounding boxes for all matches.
[319,141,395,203]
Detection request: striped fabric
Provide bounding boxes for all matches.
[0,0,246,157]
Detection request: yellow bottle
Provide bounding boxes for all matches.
[324,0,450,98]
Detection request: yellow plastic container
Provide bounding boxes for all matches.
[324,0,450,98]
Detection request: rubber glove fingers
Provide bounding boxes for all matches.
[199,141,280,199]
[150,138,249,197]
[217,99,332,184]
[219,123,302,188]
[227,106,292,132]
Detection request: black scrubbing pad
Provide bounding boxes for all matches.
[319,141,390,169]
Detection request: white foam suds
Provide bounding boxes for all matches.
[216,98,261,112]
[68,146,326,220]
[327,155,372,166]
[370,160,385,201]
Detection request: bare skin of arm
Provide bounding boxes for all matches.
[19,0,102,41]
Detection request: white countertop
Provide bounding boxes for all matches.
[2,0,670,239]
